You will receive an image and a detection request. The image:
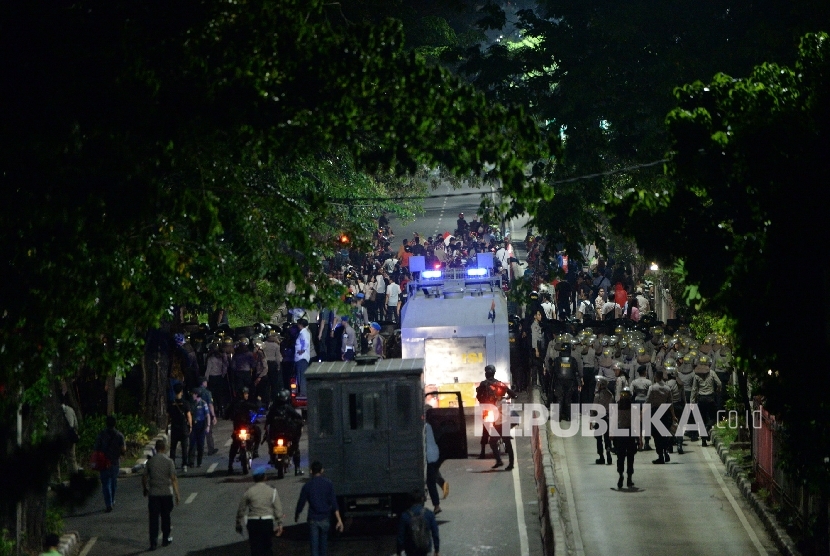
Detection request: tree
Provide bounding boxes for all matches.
[452,0,830,261]
[0,0,551,548]
[609,32,830,551]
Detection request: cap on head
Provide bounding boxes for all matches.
[252,466,267,480]
[241,386,249,394]
[370,322,381,331]
[173,382,184,394]
[356,292,365,299]
[340,315,349,322]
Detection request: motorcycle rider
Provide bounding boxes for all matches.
[264,390,304,476]
[226,387,261,475]
[475,365,517,470]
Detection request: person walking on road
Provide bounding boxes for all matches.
[93,415,126,512]
[645,371,676,464]
[425,410,449,515]
[396,489,440,556]
[295,461,344,556]
[142,439,180,550]
[188,387,210,468]
[612,388,642,489]
[197,376,219,456]
[168,383,192,472]
[236,466,284,556]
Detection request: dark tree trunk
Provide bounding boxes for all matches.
[142,329,170,430]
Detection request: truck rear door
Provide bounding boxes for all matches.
[342,382,391,491]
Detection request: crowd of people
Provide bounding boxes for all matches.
[514,314,732,486]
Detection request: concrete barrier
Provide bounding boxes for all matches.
[530,388,567,555]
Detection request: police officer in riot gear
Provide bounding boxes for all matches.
[264,389,304,475]
[548,337,582,421]
[476,365,517,470]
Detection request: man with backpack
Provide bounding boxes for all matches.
[397,490,440,556]
[576,289,596,322]
[92,415,126,512]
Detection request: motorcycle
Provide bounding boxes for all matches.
[234,426,254,475]
[267,429,299,479]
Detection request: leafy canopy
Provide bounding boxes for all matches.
[609,32,830,491]
[0,0,551,412]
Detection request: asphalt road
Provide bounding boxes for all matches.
[65,390,545,556]
[554,420,780,556]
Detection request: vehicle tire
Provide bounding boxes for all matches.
[276,460,284,480]
[240,448,250,475]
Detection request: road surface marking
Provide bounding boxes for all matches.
[206,463,218,474]
[78,537,97,556]
[224,438,232,447]
[701,444,767,554]
[184,492,198,505]
[511,450,530,556]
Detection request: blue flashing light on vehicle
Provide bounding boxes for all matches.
[421,270,442,279]
[466,268,487,276]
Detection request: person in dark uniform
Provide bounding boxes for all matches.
[168,383,192,472]
[612,387,642,488]
[265,389,305,475]
[593,376,614,465]
[475,365,517,470]
[236,466,283,556]
[227,387,261,474]
[548,337,582,421]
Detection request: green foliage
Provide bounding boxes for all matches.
[1,0,550,422]
[689,312,735,343]
[45,506,64,536]
[610,33,830,494]
[450,0,830,264]
[0,530,13,556]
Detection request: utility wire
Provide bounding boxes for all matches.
[333,158,668,202]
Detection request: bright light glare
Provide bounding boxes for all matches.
[467,268,487,276]
[422,270,442,279]
[650,262,659,271]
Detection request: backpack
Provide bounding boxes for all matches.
[580,299,595,320]
[406,507,432,553]
[476,381,497,404]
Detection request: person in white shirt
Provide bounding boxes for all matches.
[602,299,621,321]
[294,319,312,395]
[375,273,387,321]
[386,278,402,323]
[540,293,555,320]
[635,287,650,313]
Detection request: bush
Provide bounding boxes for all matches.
[0,529,14,556]
[45,506,64,536]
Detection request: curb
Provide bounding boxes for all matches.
[120,432,168,476]
[58,531,80,556]
[531,387,568,556]
[711,430,800,556]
